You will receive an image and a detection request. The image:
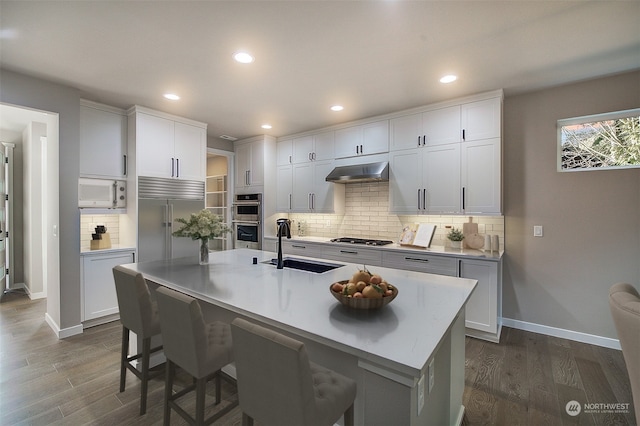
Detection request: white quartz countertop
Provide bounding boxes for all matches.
[123,248,477,377]
[80,245,136,255]
[264,235,503,260]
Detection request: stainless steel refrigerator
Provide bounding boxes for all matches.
[137,177,205,263]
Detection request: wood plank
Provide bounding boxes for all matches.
[527,332,556,395]
[556,383,596,426]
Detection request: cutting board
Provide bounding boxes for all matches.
[462,218,478,248]
[466,233,485,250]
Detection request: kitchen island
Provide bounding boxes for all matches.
[122,248,477,426]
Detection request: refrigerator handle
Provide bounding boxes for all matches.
[168,203,174,259]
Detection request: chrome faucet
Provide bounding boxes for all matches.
[276,218,291,269]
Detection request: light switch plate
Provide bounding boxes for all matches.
[428,358,435,393]
[534,225,543,237]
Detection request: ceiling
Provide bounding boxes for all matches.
[1,1,639,141]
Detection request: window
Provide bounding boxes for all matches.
[558,108,640,171]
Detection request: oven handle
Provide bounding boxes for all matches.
[233,202,261,206]
[232,220,261,225]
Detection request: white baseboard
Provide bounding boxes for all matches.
[45,313,83,339]
[502,318,621,350]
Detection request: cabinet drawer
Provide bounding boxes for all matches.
[282,241,324,258]
[381,251,457,276]
[321,246,382,266]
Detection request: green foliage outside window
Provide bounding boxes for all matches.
[559,109,640,171]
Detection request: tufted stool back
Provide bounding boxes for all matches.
[231,317,356,426]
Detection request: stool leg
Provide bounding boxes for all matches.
[344,403,355,426]
[215,370,221,404]
[140,337,151,415]
[119,327,129,393]
[242,412,254,426]
[164,360,174,426]
[196,377,206,424]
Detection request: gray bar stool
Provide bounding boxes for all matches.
[230,317,357,426]
[112,266,164,415]
[155,286,238,425]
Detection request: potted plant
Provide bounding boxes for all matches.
[446,227,465,250]
[172,209,231,265]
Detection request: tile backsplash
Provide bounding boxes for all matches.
[80,214,121,248]
[283,182,504,248]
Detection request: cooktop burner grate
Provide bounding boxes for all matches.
[330,237,394,246]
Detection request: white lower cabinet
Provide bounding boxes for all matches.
[459,258,502,342]
[82,250,135,322]
[381,251,457,276]
[281,240,324,258]
[321,246,382,265]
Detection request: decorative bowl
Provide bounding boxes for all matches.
[329,280,398,310]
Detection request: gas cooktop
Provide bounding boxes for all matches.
[330,237,394,246]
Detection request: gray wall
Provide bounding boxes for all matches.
[0,68,81,330]
[503,70,640,339]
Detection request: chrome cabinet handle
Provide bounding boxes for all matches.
[417,188,421,210]
[123,155,127,176]
[289,193,292,210]
[176,158,179,178]
[171,158,175,177]
[423,188,426,210]
[292,244,306,249]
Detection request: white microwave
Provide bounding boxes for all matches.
[78,178,126,208]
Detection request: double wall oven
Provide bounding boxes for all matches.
[232,193,262,249]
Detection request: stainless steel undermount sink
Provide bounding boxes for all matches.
[263,257,344,273]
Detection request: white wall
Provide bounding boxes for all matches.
[21,122,47,296]
[502,70,640,340]
[1,69,79,334]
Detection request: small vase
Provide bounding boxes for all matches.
[449,240,462,250]
[199,239,209,265]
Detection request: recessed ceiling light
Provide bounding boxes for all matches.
[233,51,254,64]
[163,93,180,100]
[439,75,457,84]
[261,124,272,129]
[330,105,344,112]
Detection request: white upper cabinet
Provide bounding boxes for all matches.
[390,106,460,151]
[334,120,389,158]
[235,137,265,189]
[291,160,342,213]
[461,138,501,214]
[80,100,127,179]
[130,107,206,181]
[292,131,334,164]
[276,165,293,212]
[461,98,501,141]
[276,139,293,166]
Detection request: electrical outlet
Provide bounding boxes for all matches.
[533,225,543,237]
[428,358,435,393]
[417,374,425,415]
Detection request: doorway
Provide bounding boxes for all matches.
[206,148,234,251]
[0,103,60,300]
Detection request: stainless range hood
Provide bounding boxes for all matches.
[325,161,389,183]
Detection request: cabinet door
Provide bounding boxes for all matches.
[461,138,501,214]
[361,120,389,155]
[80,105,127,178]
[312,131,335,161]
[292,163,313,211]
[292,135,314,164]
[334,126,362,158]
[460,259,498,334]
[276,165,292,212]
[390,113,422,151]
[136,113,175,178]
[82,251,134,321]
[235,143,251,187]
[276,139,293,166]
[311,161,335,212]
[422,106,461,146]
[249,139,264,187]
[424,144,461,213]
[322,246,382,265]
[461,98,501,141]
[388,149,421,214]
[282,240,324,258]
[174,122,205,181]
[381,251,457,276]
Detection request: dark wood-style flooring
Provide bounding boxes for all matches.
[1,292,636,425]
